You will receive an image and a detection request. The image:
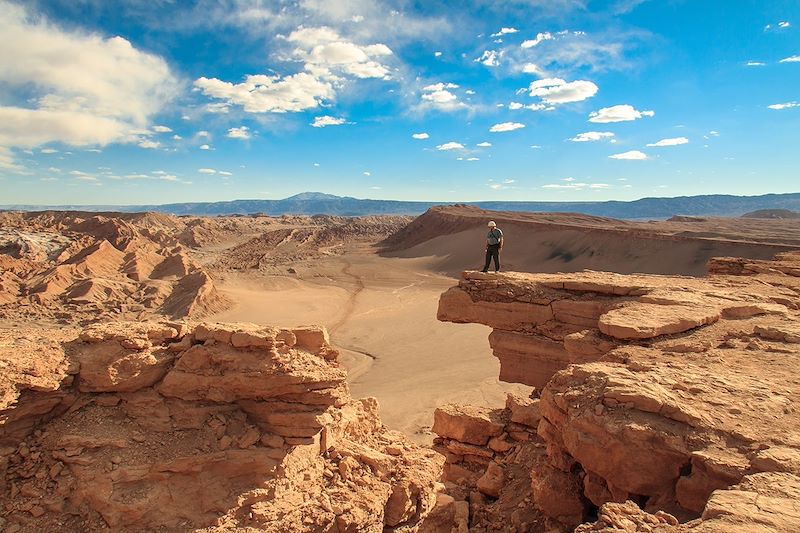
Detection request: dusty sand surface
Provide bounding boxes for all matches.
[211,247,530,444]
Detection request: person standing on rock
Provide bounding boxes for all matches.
[481,221,503,273]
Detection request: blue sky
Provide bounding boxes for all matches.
[1,0,798,205]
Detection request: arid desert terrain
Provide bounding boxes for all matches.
[1,206,799,532]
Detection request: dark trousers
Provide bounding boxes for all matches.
[483,244,500,272]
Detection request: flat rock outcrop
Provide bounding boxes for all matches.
[436,252,800,531]
[0,322,443,532]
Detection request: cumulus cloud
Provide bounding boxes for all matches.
[287,26,394,79]
[779,55,800,63]
[138,139,160,149]
[420,82,465,111]
[521,63,545,75]
[476,50,500,67]
[0,2,178,149]
[311,115,347,127]
[521,32,553,48]
[490,122,525,133]
[195,73,334,114]
[436,141,464,150]
[152,125,172,133]
[609,150,648,160]
[199,144,211,150]
[491,27,519,37]
[198,168,216,174]
[647,137,689,147]
[589,104,654,123]
[509,101,548,111]
[0,147,20,171]
[528,78,598,104]
[227,126,251,139]
[768,102,800,110]
[412,132,429,139]
[476,142,492,147]
[570,131,614,142]
[195,25,393,115]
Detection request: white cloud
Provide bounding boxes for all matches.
[363,171,371,176]
[491,27,519,37]
[311,115,347,127]
[476,50,500,67]
[0,2,178,149]
[522,63,545,75]
[423,82,459,91]
[521,32,553,48]
[570,131,615,142]
[467,157,479,161]
[195,73,334,114]
[779,21,791,28]
[197,130,210,138]
[709,130,720,136]
[477,142,492,147]
[412,132,429,139]
[589,104,655,123]
[218,171,233,176]
[193,25,396,112]
[609,150,648,160]
[199,144,211,150]
[198,168,216,174]
[779,55,800,63]
[436,141,464,151]
[528,78,598,104]
[138,139,160,149]
[205,103,231,114]
[746,61,766,67]
[509,101,548,111]
[0,147,20,170]
[227,126,251,139]
[542,180,609,190]
[40,148,58,154]
[420,82,465,111]
[152,125,172,133]
[465,89,475,95]
[490,122,525,133]
[647,137,689,147]
[768,102,800,110]
[434,51,442,57]
[172,134,182,140]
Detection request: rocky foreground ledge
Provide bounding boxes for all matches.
[0,322,442,532]
[435,252,800,532]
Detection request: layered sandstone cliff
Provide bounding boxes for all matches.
[0,322,442,532]
[436,252,800,532]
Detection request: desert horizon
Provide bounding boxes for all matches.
[2,0,799,531]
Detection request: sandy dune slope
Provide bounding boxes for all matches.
[381,206,800,276]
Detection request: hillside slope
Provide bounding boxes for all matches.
[380,206,800,276]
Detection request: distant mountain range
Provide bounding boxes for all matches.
[3,191,800,219]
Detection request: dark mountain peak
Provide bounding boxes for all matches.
[286,192,344,201]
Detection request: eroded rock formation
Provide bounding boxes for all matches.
[0,213,227,322]
[0,322,442,532]
[436,252,800,532]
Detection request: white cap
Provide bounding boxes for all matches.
[487,221,497,227]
